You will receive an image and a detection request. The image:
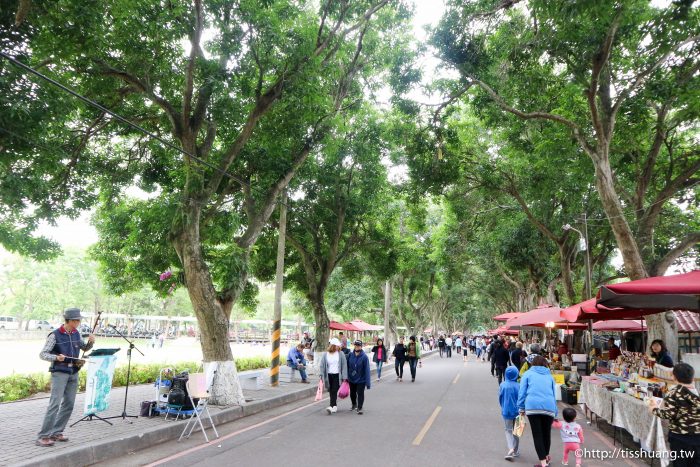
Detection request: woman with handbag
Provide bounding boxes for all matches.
[517,356,557,467]
[371,338,388,382]
[319,337,348,415]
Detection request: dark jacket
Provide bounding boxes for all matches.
[493,346,511,369]
[347,350,371,388]
[510,348,525,369]
[371,345,388,363]
[653,350,673,367]
[437,338,446,348]
[392,343,407,360]
[47,326,90,375]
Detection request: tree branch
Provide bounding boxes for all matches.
[95,61,184,138]
[588,11,621,143]
[471,77,597,157]
[183,0,204,126]
[650,232,700,277]
[611,34,700,120]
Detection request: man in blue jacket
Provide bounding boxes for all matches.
[286,343,309,383]
[347,340,371,414]
[499,366,521,461]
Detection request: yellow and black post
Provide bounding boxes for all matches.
[270,190,287,386]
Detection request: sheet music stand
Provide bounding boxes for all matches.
[70,348,121,427]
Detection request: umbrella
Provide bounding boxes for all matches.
[597,270,700,311]
[592,320,647,332]
[492,312,522,322]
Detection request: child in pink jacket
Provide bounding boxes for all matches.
[552,407,584,466]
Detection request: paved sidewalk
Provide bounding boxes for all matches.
[4,351,438,467]
[2,376,317,467]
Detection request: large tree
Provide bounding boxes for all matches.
[432,0,700,356]
[252,108,397,349]
[2,0,411,403]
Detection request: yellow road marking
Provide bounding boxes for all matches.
[452,374,460,384]
[412,406,442,446]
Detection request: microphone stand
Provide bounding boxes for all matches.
[105,326,143,423]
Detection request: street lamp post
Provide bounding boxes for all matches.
[563,217,594,375]
[563,216,592,299]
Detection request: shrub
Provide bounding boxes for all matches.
[0,357,270,402]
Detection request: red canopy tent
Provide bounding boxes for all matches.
[329,321,350,331]
[592,319,646,332]
[488,326,519,336]
[329,321,362,332]
[597,270,700,311]
[492,312,522,322]
[560,298,659,322]
[349,319,384,332]
[506,304,586,329]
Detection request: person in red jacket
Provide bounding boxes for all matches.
[607,337,621,360]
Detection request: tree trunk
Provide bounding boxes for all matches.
[311,297,330,355]
[383,279,398,348]
[173,203,245,406]
[591,152,677,359]
[558,245,576,303]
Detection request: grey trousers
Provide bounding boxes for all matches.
[504,417,520,454]
[38,371,79,439]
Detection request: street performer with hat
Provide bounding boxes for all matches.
[36,308,95,447]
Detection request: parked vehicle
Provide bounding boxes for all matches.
[29,320,54,331]
[0,316,19,330]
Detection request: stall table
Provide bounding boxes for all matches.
[580,376,671,467]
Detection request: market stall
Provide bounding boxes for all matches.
[580,374,669,465]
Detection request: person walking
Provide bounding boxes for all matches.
[455,335,463,354]
[499,366,521,461]
[158,332,165,348]
[407,335,421,382]
[445,335,453,358]
[437,335,446,357]
[392,336,407,382]
[510,341,527,371]
[36,308,95,447]
[319,338,348,415]
[493,340,511,384]
[552,408,585,467]
[347,340,371,414]
[517,355,558,467]
[519,343,541,378]
[371,338,388,382]
[286,343,310,383]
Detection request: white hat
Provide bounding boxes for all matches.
[329,337,341,346]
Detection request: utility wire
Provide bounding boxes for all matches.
[0,51,248,189]
[0,51,350,222]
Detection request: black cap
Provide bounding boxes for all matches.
[353,340,363,346]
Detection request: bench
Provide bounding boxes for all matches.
[237,369,266,390]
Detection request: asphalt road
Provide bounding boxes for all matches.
[104,352,645,467]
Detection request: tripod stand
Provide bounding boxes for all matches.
[104,326,143,423]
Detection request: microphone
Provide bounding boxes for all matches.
[109,324,117,329]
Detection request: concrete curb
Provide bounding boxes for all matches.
[17,385,318,467]
[18,349,439,467]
